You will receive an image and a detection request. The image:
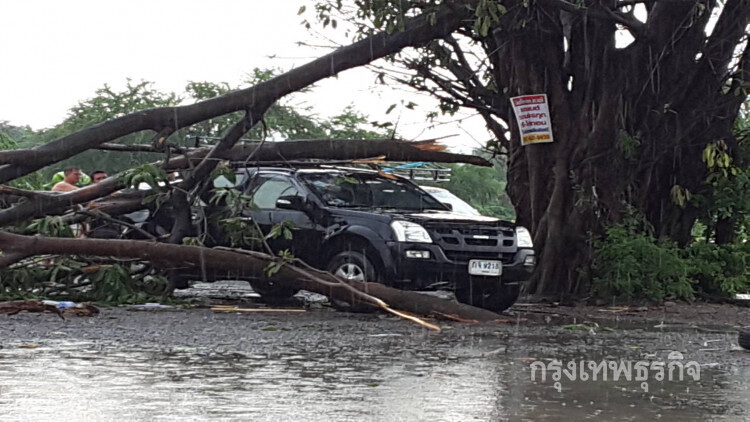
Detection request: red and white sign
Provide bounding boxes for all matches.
[510,94,554,146]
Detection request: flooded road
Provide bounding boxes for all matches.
[1,306,749,421]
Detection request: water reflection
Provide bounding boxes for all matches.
[0,334,748,421]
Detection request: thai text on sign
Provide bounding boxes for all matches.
[510,94,554,146]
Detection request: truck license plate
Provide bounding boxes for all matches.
[468,260,502,276]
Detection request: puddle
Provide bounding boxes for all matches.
[0,331,748,421]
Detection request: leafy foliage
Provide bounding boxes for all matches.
[591,221,694,302]
[692,124,750,241]
[266,221,296,241]
[686,241,750,297]
[23,216,75,238]
[0,259,167,305]
[264,249,295,277]
[35,80,181,177]
[0,131,45,190]
[119,163,170,191]
[0,262,60,300]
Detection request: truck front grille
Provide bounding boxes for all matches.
[425,222,517,263]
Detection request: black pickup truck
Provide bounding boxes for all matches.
[197,166,535,312]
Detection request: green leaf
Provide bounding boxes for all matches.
[283,227,293,240]
[298,5,306,14]
[427,12,437,26]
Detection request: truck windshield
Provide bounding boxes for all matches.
[299,172,447,211]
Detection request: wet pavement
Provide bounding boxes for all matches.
[1,286,749,421]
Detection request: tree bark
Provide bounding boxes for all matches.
[0,231,503,322]
[402,0,750,295]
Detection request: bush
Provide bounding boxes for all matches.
[592,223,694,302]
[686,241,750,297]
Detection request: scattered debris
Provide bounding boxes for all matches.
[430,311,478,323]
[0,300,98,319]
[126,303,178,312]
[597,306,649,313]
[63,305,99,317]
[0,300,62,319]
[211,305,306,313]
[43,300,99,317]
[562,322,614,334]
[596,306,631,313]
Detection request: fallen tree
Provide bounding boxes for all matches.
[0,138,489,226]
[0,4,472,182]
[0,231,504,326]
[0,2,515,327]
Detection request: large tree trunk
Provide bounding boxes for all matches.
[530,3,745,295]
[0,231,503,323]
[433,1,750,296]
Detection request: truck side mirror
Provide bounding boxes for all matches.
[441,202,453,211]
[276,195,306,211]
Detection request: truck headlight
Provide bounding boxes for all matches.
[516,226,533,248]
[391,221,432,243]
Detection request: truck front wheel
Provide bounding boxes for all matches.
[327,251,379,312]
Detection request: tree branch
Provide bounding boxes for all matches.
[0,185,56,201]
[0,231,504,323]
[0,4,472,183]
[538,0,646,38]
[0,139,490,227]
[699,0,750,79]
[97,142,192,154]
[77,209,158,241]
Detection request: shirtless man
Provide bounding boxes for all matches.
[51,167,82,192]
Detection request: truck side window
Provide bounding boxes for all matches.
[249,176,299,209]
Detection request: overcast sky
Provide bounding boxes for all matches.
[0,0,487,152]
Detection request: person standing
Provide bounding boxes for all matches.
[91,170,107,183]
[51,167,82,192]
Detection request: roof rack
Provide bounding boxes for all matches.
[371,162,451,182]
[227,160,452,182]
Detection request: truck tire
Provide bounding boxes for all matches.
[739,327,750,350]
[456,283,520,313]
[327,251,378,283]
[327,251,378,313]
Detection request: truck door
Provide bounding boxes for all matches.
[246,174,320,261]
